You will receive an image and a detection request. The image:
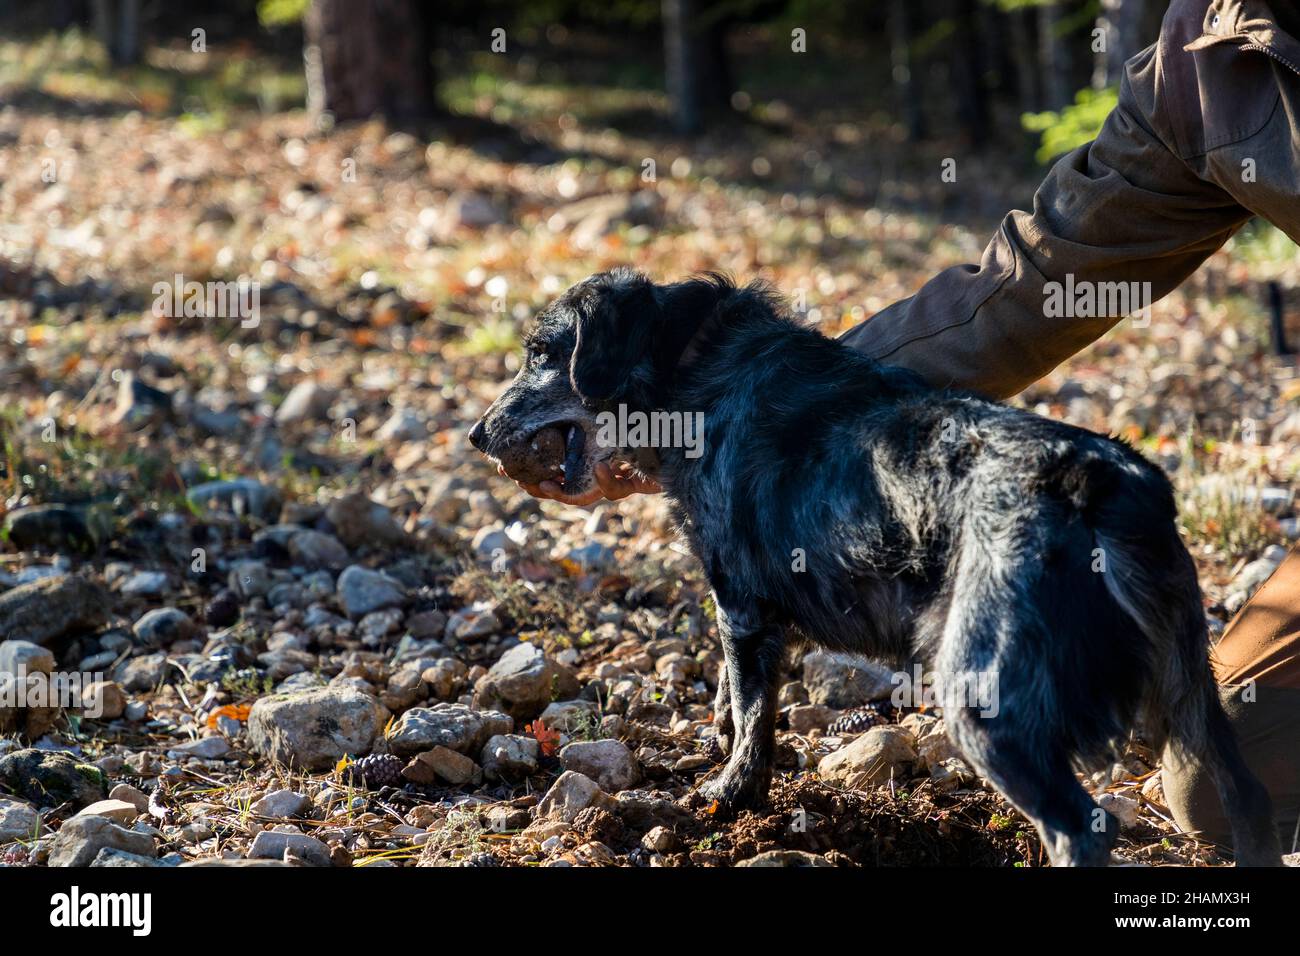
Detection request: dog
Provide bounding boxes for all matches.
[469,268,1282,866]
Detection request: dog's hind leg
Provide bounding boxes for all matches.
[945,703,1118,866]
[697,603,784,813]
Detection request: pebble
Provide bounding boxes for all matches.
[481,734,541,780]
[248,829,332,867]
[48,815,156,867]
[247,686,389,770]
[473,642,580,721]
[132,607,194,646]
[119,570,170,597]
[817,725,917,788]
[559,739,641,792]
[336,565,407,618]
[0,796,41,842]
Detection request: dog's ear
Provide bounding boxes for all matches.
[569,275,661,401]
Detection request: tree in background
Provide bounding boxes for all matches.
[303,0,437,123]
[92,0,142,66]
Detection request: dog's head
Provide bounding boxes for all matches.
[467,268,735,495]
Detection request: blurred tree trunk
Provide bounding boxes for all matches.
[1009,6,1041,114]
[304,0,437,123]
[663,0,732,135]
[889,0,925,141]
[1039,1,1071,109]
[950,0,988,148]
[1094,0,1149,88]
[92,0,141,66]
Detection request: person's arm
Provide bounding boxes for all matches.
[840,42,1252,399]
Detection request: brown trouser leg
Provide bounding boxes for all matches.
[1161,548,1300,852]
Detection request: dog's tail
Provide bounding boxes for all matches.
[1092,472,1281,865]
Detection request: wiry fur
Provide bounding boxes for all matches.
[470,268,1282,866]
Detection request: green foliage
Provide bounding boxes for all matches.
[1022,86,1118,164]
[257,0,310,28]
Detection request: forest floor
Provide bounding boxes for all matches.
[2,31,1300,868]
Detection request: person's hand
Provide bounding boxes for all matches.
[500,459,662,506]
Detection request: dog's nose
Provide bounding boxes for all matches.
[468,419,487,451]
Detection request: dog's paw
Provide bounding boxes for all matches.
[692,772,766,818]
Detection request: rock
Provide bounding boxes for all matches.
[642,826,676,853]
[0,671,61,738]
[336,565,406,618]
[420,658,467,701]
[611,790,694,830]
[275,380,334,425]
[787,704,835,735]
[132,607,195,646]
[535,771,614,823]
[1097,792,1140,829]
[325,493,407,549]
[186,479,281,521]
[444,602,501,641]
[736,850,833,867]
[250,789,311,819]
[375,408,427,442]
[81,680,127,720]
[2,504,96,551]
[48,815,155,867]
[0,639,55,676]
[289,530,349,569]
[403,746,479,785]
[0,575,110,646]
[169,737,232,759]
[559,739,641,792]
[248,829,332,867]
[567,541,616,571]
[116,653,169,692]
[898,713,963,768]
[538,699,599,733]
[0,796,40,842]
[386,702,511,757]
[76,799,140,824]
[473,642,581,721]
[91,848,171,867]
[247,686,389,770]
[481,734,541,780]
[205,588,241,627]
[0,749,106,808]
[817,726,917,789]
[445,190,507,229]
[228,559,273,600]
[1226,546,1289,612]
[109,784,149,814]
[801,651,896,708]
[120,570,169,597]
[930,758,974,792]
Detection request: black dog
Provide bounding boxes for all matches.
[469,268,1281,866]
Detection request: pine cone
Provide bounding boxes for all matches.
[348,753,404,790]
[827,706,883,736]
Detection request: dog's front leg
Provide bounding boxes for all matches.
[697,604,784,814]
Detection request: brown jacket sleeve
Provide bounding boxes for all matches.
[839,1,1276,399]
